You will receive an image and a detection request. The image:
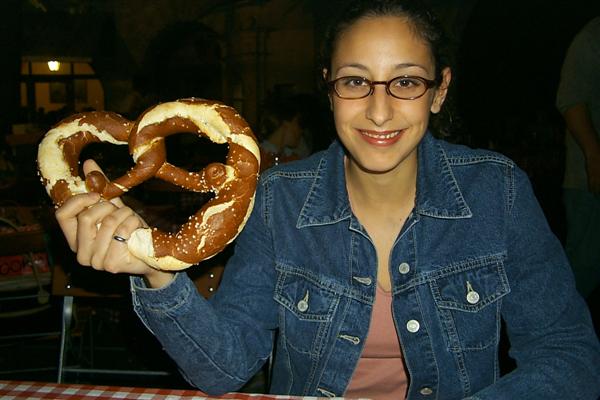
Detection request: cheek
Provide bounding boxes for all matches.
[401,101,433,125]
[331,97,434,130]
[332,99,357,128]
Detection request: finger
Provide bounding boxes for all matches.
[82,159,104,176]
[109,196,126,208]
[91,207,137,269]
[83,159,127,208]
[104,214,149,274]
[75,201,119,267]
[112,213,145,245]
[55,192,101,251]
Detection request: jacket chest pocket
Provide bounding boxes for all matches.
[430,257,510,352]
[274,268,341,357]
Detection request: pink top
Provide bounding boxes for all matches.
[344,285,409,400]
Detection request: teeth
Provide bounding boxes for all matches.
[361,130,401,139]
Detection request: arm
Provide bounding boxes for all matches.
[470,168,600,399]
[130,178,278,394]
[562,103,600,194]
[556,20,600,194]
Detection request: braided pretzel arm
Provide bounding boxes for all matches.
[37,112,132,206]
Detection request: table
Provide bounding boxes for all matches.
[0,381,319,400]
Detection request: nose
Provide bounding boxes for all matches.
[365,84,393,126]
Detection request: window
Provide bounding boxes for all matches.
[20,57,104,116]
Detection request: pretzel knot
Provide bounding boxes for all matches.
[37,98,260,271]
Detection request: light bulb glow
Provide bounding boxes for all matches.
[47,60,60,72]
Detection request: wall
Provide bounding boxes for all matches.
[110,0,316,127]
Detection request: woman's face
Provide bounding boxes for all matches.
[327,15,450,175]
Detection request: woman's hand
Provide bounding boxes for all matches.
[55,160,174,287]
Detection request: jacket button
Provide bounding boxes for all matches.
[297,299,308,312]
[466,281,480,304]
[466,291,480,304]
[406,319,420,333]
[297,291,309,312]
[420,387,433,395]
[398,262,410,274]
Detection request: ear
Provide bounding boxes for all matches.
[323,68,333,111]
[430,67,451,114]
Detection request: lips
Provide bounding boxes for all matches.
[358,129,404,146]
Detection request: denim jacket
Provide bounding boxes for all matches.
[131,133,600,399]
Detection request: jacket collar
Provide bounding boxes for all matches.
[297,132,471,228]
[415,133,472,219]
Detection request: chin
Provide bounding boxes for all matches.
[352,155,404,175]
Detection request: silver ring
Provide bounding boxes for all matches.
[113,235,128,243]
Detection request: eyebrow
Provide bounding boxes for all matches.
[335,62,429,75]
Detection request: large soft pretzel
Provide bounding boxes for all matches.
[38,98,260,271]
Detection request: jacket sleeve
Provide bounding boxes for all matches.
[471,167,600,400]
[130,179,278,395]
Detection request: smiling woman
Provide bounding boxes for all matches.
[51,1,600,399]
[325,15,450,179]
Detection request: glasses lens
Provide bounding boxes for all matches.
[334,77,371,99]
[389,76,427,99]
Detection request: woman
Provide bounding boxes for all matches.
[56,0,600,398]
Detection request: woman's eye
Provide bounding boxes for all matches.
[342,77,367,87]
[395,78,421,88]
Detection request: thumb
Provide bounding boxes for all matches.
[82,159,126,208]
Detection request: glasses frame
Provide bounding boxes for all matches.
[327,75,438,100]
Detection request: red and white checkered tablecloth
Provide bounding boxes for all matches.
[0,381,322,400]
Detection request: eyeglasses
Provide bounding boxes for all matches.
[327,75,438,100]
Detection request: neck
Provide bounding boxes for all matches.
[345,155,417,212]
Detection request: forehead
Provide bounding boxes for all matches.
[331,15,435,75]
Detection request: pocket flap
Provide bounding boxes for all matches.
[274,266,339,322]
[432,257,510,312]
